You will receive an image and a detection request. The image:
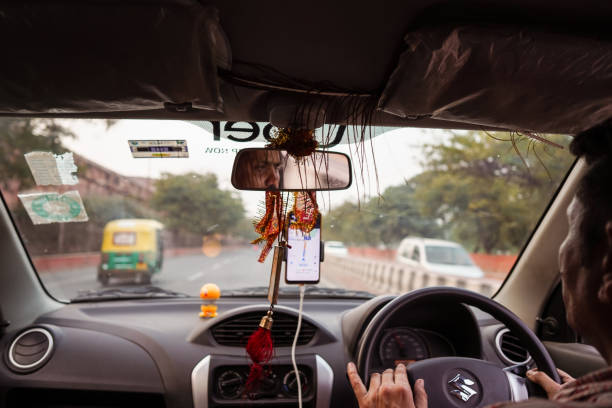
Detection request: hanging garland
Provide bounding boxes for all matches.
[251,191,284,263]
[289,191,318,233]
[267,128,318,158]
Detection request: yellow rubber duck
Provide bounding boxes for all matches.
[199,283,221,318]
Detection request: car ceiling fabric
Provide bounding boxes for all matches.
[0,1,228,114]
[378,25,612,134]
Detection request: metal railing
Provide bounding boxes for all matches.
[322,255,501,296]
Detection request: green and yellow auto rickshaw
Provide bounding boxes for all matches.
[98,219,164,285]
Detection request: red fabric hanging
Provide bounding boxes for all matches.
[251,191,284,262]
[244,311,274,394]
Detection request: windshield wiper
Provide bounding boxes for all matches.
[71,286,189,303]
[224,286,374,299]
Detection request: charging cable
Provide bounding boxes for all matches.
[291,284,306,408]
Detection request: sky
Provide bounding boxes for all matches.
[60,119,454,216]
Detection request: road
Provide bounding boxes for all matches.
[38,248,499,301]
[40,247,335,301]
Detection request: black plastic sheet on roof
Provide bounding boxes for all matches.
[378,25,612,134]
[0,1,228,114]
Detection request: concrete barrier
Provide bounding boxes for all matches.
[469,253,517,276]
[321,255,502,296]
[32,246,242,273]
[347,247,517,276]
[32,252,100,272]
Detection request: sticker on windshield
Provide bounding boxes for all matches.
[18,191,89,224]
[24,151,79,185]
[128,140,189,158]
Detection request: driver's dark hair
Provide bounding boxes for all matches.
[569,118,612,264]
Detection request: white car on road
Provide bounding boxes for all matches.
[396,237,484,279]
[324,241,349,257]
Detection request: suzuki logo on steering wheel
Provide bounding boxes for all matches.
[448,373,478,402]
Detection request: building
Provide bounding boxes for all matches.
[74,154,154,202]
[2,153,154,208]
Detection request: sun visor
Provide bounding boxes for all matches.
[378,26,612,134]
[0,1,230,113]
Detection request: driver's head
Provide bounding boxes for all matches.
[559,119,612,356]
[237,149,284,190]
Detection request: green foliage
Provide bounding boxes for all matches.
[232,217,259,241]
[415,132,573,253]
[324,184,441,246]
[0,118,74,189]
[323,131,574,253]
[151,172,246,237]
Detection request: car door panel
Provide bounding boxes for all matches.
[544,341,607,378]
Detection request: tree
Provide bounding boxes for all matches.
[370,184,442,245]
[413,132,574,253]
[323,183,441,246]
[0,118,74,190]
[151,173,246,237]
[324,201,370,245]
[322,131,574,253]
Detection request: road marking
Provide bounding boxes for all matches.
[212,258,232,270]
[187,271,204,282]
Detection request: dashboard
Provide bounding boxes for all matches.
[0,295,524,408]
[377,327,453,367]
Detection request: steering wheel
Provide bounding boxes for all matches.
[356,287,560,407]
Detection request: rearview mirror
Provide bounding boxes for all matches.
[231,148,352,191]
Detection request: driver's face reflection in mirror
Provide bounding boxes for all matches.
[238,150,285,190]
[233,148,351,190]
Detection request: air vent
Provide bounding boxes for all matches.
[7,327,54,373]
[495,328,530,365]
[212,312,317,347]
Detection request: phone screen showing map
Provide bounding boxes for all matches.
[286,213,321,284]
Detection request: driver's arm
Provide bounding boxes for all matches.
[347,362,428,408]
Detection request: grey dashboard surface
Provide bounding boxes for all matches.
[0,297,362,407]
[0,296,511,408]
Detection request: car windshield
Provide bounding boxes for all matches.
[0,118,575,301]
[425,245,473,266]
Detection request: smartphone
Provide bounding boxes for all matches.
[285,212,321,284]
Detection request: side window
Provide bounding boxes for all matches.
[538,283,578,343]
[411,246,421,263]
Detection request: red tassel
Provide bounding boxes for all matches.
[245,315,274,393]
[246,326,274,364]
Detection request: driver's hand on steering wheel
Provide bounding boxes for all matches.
[527,368,575,399]
[347,362,428,408]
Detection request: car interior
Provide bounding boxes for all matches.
[0,1,611,408]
